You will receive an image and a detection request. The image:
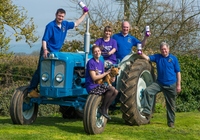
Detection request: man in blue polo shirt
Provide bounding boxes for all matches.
[112,21,150,61]
[28,8,88,97]
[139,42,181,128]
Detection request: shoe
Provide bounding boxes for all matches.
[141,112,150,117]
[98,108,111,120]
[28,89,40,98]
[168,123,175,128]
[102,113,111,120]
[141,112,150,119]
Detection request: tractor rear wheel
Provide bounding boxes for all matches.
[120,59,155,125]
[83,94,107,134]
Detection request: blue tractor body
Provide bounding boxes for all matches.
[40,52,87,98]
[28,51,93,110]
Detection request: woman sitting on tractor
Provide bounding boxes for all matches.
[85,45,118,120]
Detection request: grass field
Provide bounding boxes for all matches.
[0,112,199,140]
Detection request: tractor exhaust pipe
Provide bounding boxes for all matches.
[84,17,90,67]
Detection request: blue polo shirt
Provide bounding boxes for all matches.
[149,53,180,86]
[42,20,75,52]
[112,32,141,61]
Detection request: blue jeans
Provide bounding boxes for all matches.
[27,47,44,92]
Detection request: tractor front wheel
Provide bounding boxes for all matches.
[10,86,38,124]
[83,94,107,134]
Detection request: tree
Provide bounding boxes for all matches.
[114,0,131,21]
[68,0,200,55]
[0,0,39,55]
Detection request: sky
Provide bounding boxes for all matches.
[9,0,82,54]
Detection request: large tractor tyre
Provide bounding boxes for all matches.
[10,86,38,125]
[59,106,83,119]
[10,90,21,124]
[83,94,107,134]
[120,59,155,126]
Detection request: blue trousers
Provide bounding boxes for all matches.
[27,48,43,92]
[142,82,177,125]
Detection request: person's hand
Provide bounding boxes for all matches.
[105,69,111,75]
[177,85,181,94]
[145,32,151,38]
[108,51,112,56]
[110,77,116,83]
[43,50,49,59]
[83,11,88,15]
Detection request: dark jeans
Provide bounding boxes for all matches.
[27,47,44,92]
[142,81,177,125]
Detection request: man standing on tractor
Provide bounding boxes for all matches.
[27,8,88,98]
[139,42,181,128]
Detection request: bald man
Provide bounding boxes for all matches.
[112,21,149,61]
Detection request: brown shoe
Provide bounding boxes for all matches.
[168,123,175,128]
[28,89,40,98]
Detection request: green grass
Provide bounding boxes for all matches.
[0,112,199,140]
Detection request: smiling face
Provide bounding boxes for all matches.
[104,30,112,38]
[103,26,112,39]
[160,45,170,57]
[92,46,101,59]
[55,12,65,25]
[122,21,130,36]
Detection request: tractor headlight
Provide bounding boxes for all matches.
[41,73,49,82]
[55,73,64,83]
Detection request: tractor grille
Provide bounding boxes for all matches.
[54,61,65,87]
[41,61,51,87]
[41,60,66,88]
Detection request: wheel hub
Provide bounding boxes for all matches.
[137,77,146,112]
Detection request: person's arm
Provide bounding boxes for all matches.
[176,72,181,93]
[108,48,116,55]
[108,39,117,55]
[89,70,110,81]
[139,52,150,61]
[141,32,151,49]
[42,41,49,58]
[74,12,88,27]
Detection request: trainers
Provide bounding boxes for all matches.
[168,123,175,128]
[28,89,40,98]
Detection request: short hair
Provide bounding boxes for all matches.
[56,8,66,15]
[160,42,170,49]
[104,26,112,32]
[121,21,131,28]
[92,45,100,53]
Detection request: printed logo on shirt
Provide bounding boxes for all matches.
[95,67,102,75]
[168,57,173,62]
[104,46,112,51]
[62,26,66,32]
[127,37,131,43]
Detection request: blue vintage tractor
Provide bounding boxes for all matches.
[10,18,155,134]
